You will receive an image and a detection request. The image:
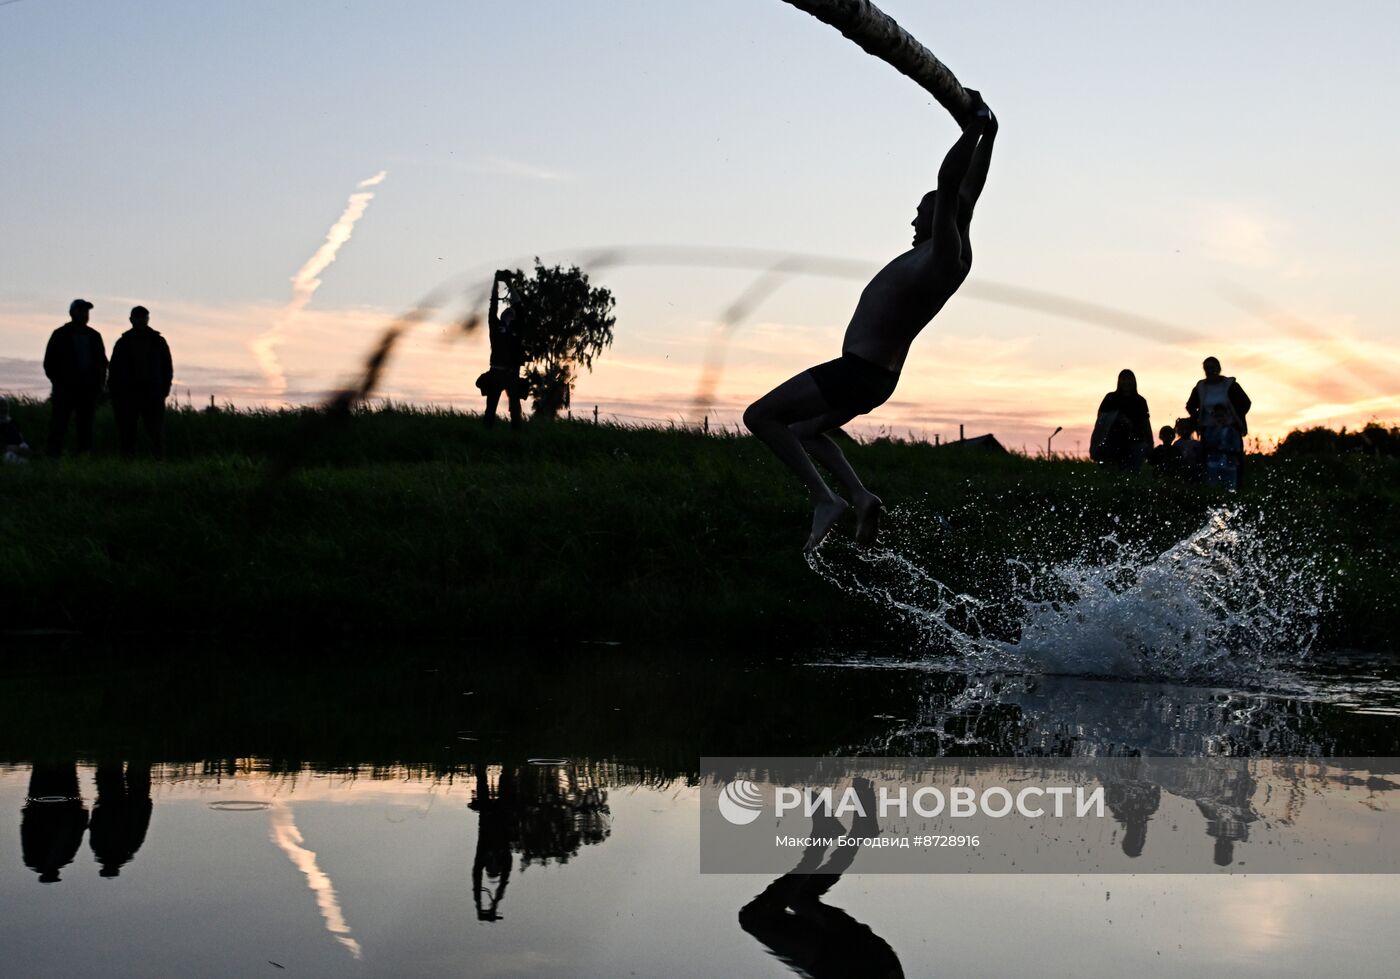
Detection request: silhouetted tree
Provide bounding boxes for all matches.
[502,261,615,419]
[1277,422,1400,457]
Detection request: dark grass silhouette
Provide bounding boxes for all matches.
[2,397,1397,650]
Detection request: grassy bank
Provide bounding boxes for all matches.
[2,400,1397,650]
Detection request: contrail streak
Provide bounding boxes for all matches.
[251,170,388,396]
[295,242,1348,447]
[269,802,363,959]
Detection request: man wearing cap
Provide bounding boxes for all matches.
[108,305,174,457]
[43,299,108,456]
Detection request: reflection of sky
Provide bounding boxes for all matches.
[3,1,1399,451]
[2,765,1398,977]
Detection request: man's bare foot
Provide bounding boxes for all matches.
[854,493,883,547]
[805,496,848,553]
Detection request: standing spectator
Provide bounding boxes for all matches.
[107,306,174,458]
[1091,369,1153,470]
[1,397,32,463]
[42,299,107,456]
[1187,356,1251,439]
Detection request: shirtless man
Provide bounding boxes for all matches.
[478,270,527,429]
[744,94,998,551]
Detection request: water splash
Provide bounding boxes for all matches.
[808,505,1331,682]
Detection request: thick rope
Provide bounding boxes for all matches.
[780,0,973,122]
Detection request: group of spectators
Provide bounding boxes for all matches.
[1092,357,1251,489]
[2,299,175,463]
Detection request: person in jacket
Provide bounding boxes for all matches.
[43,299,107,456]
[1091,369,1152,470]
[1202,404,1244,490]
[107,306,174,458]
[1186,356,1251,439]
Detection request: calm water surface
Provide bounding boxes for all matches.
[2,649,1399,978]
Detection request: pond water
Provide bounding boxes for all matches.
[2,647,1399,978]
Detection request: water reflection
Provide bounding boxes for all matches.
[850,670,1378,757]
[1,651,1397,976]
[20,761,153,884]
[469,762,611,922]
[1099,756,1258,866]
[269,800,363,959]
[90,761,153,878]
[740,778,904,979]
[21,764,89,884]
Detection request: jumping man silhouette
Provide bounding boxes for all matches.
[744,93,998,551]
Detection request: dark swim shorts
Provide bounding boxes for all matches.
[807,352,900,416]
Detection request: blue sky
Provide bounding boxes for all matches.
[4,0,1399,449]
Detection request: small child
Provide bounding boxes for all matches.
[1171,417,1205,482]
[0,397,31,464]
[1203,404,1243,490]
[1148,424,1176,473]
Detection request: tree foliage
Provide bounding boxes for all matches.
[505,260,616,418]
[1277,422,1400,457]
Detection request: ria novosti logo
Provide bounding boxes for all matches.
[717,779,764,825]
[717,778,1107,824]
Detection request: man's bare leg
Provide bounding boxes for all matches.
[744,374,849,551]
[809,440,882,547]
[796,425,884,547]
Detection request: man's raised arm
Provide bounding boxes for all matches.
[958,104,997,215]
[488,271,504,330]
[931,102,991,258]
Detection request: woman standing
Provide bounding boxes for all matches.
[1091,369,1153,469]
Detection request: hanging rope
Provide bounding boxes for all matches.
[779,0,974,122]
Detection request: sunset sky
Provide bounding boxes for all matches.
[3,0,1398,452]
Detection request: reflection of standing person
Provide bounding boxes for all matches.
[108,306,174,458]
[43,299,107,457]
[20,764,90,884]
[89,761,154,878]
[468,762,611,922]
[476,271,526,430]
[1194,763,1259,867]
[743,96,997,552]
[1104,775,1162,858]
[469,764,516,921]
[1091,369,1152,470]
